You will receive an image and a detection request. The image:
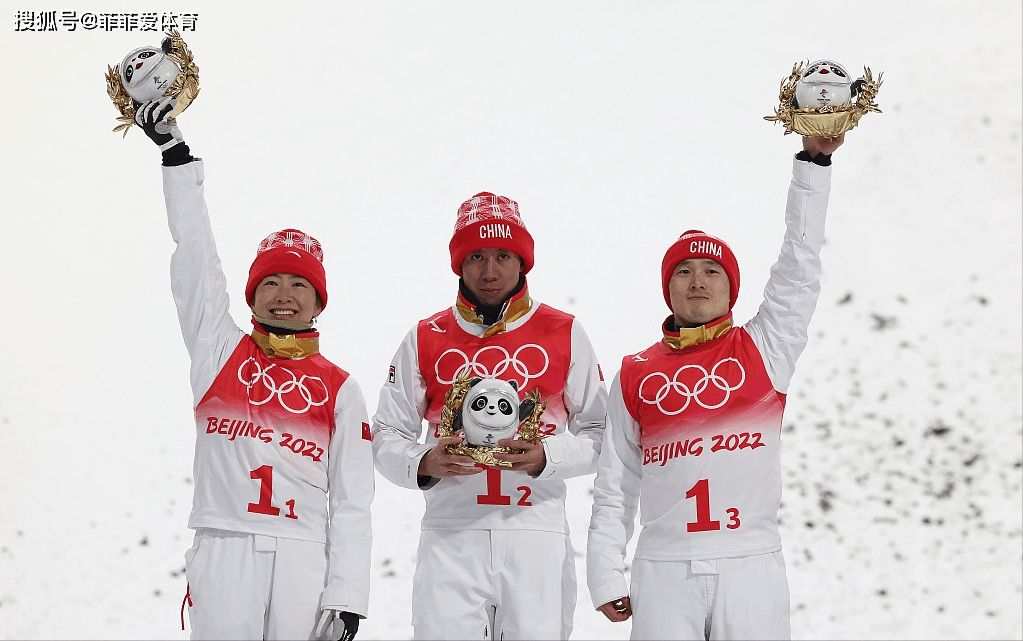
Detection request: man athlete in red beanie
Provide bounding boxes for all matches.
[588,134,846,640]
[133,97,372,641]
[371,191,609,640]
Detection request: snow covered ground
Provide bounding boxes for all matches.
[1,1,1020,639]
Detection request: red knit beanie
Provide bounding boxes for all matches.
[449,192,534,276]
[660,230,740,310]
[245,229,328,311]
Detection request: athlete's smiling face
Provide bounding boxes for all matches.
[250,273,322,324]
[460,248,523,307]
[668,259,731,327]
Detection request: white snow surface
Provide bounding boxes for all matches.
[1,1,1021,639]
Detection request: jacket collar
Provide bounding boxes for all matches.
[662,313,733,351]
[456,281,533,338]
[249,317,320,359]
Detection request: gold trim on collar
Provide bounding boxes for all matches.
[250,328,320,359]
[663,315,733,351]
[455,289,533,337]
[455,298,484,324]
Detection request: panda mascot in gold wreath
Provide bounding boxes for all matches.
[105,30,200,137]
[765,57,882,138]
[453,377,537,448]
[792,59,863,109]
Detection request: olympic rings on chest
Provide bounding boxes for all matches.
[638,358,746,416]
[237,357,330,414]
[434,343,550,390]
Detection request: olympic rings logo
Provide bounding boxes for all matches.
[435,344,549,389]
[237,357,330,414]
[638,358,745,416]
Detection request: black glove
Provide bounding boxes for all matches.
[134,96,184,151]
[315,609,360,641]
[337,611,360,641]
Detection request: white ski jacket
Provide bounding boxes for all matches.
[586,156,832,609]
[372,288,608,533]
[163,160,374,616]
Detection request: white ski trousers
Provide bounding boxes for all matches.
[411,529,576,640]
[629,551,791,640]
[183,528,326,640]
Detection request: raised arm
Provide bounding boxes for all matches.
[135,98,243,406]
[745,135,845,393]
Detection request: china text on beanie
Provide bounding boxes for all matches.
[449,192,535,276]
[245,229,328,311]
[660,229,740,310]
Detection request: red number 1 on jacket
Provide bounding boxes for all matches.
[476,465,533,507]
[685,478,740,531]
[248,465,281,516]
[685,478,720,532]
[477,466,511,505]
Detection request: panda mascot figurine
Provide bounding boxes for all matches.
[119,38,182,105]
[766,57,881,139]
[105,30,200,137]
[453,377,537,448]
[792,59,865,109]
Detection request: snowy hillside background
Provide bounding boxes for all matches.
[1,1,1020,639]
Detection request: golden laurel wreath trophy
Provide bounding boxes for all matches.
[105,29,200,137]
[765,59,882,138]
[439,371,548,468]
